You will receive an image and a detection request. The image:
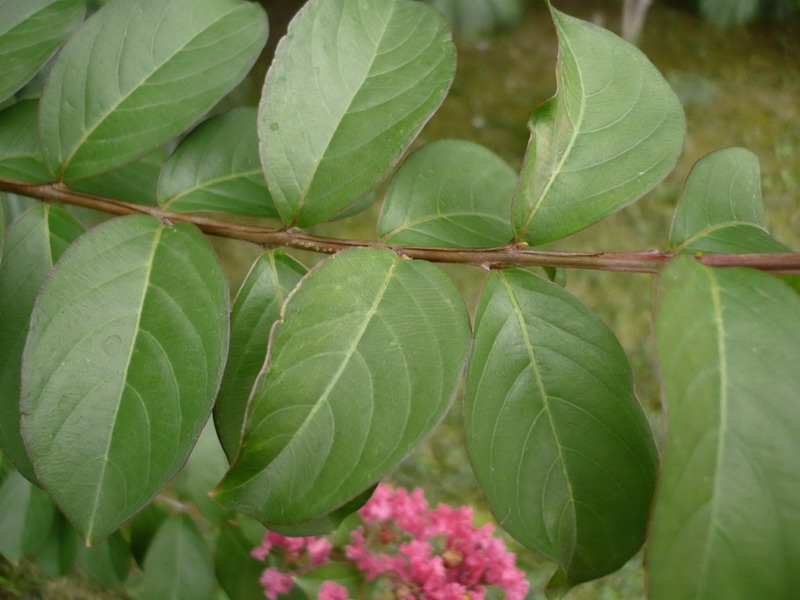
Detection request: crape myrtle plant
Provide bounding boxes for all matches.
[0,0,798,599]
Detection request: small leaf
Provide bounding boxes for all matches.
[0,470,55,562]
[70,149,169,206]
[141,515,215,600]
[32,511,79,577]
[0,204,84,482]
[378,139,516,247]
[38,0,268,181]
[214,251,307,462]
[158,108,277,216]
[21,215,229,543]
[267,484,376,538]
[670,148,800,292]
[464,268,657,590]
[649,257,800,599]
[0,100,50,182]
[215,524,268,600]
[78,531,131,588]
[670,147,790,253]
[215,248,471,525]
[260,0,456,226]
[512,8,685,245]
[175,421,229,523]
[0,0,86,103]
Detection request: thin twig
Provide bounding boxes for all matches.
[2,177,799,274]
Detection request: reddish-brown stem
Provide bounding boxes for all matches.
[3,177,800,274]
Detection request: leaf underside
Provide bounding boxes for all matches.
[649,257,800,600]
[260,0,456,227]
[215,247,471,526]
[465,268,657,589]
[21,215,229,542]
[38,0,268,181]
[512,8,685,245]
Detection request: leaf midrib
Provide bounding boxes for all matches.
[288,0,396,224]
[517,20,586,240]
[231,255,400,492]
[85,223,163,541]
[57,2,243,179]
[499,273,577,563]
[693,267,729,599]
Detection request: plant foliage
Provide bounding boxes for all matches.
[0,0,798,598]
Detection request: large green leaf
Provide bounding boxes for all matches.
[38,0,268,181]
[141,515,215,600]
[464,268,657,593]
[214,251,306,462]
[649,257,800,600]
[0,0,86,103]
[0,204,84,482]
[512,8,685,245]
[0,100,50,182]
[215,524,269,600]
[0,470,55,562]
[215,248,471,525]
[78,531,131,588]
[378,139,516,247]
[20,215,229,542]
[260,0,455,227]
[158,108,277,216]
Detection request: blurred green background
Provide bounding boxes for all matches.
[2,0,799,598]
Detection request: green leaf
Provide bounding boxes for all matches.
[0,100,50,182]
[2,193,37,224]
[267,484,376,538]
[78,531,131,588]
[295,561,364,599]
[33,511,79,577]
[260,0,455,227]
[38,0,268,181]
[175,421,229,523]
[129,503,168,568]
[70,149,168,206]
[464,268,657,590]
[378,139,516,247]
[0,0,86,103]
[649,256,800,600]
[512,9,685,245]
[0,470,55,562]
[214,251,307,462]
[142,515,215,600]
[670,148,790,253]
[669,148,800,292]
[158,108,278,216]
[215,248,471,525]
[215,524,268,600]
[20,215,229,543]
[0,204,84,482]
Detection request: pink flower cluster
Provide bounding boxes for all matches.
[252,484,529,600]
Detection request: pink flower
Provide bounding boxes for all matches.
[259,567,293,599]
[307,537,333,566]
[319,581,351,600]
